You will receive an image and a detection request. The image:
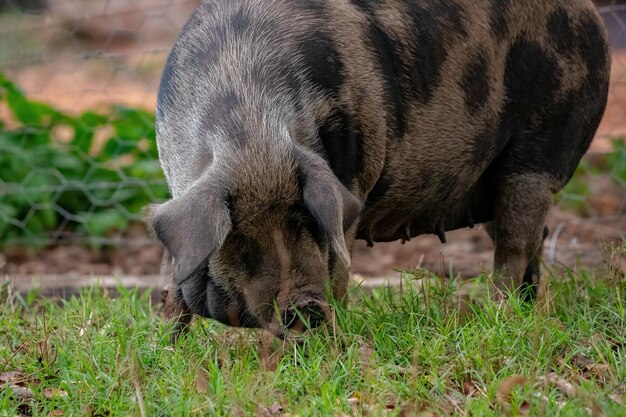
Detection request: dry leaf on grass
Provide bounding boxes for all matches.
[358,338,375,375]
[538,372,576,398]
[607,336,626,352]
[1,370,36,400]
[394,366,409,376]
[347,397,360,406]
[572,354,613,382]
[388,403,420,417]
[262,403,284,416]
[609,393,624,406]
[9,386,36,400]
[195,367,209,394]
[496,375,527,406]
[0,370,27,385]
[347,396,360,416]
[47,410,64,416]
[232,408,246,417]
[572,353,596,369]
[585,363,611,377]
[43,387,68,398]
[462,381,479,397]
[443,392,466,416]
[555,379,576,398]
[388,365,419,381]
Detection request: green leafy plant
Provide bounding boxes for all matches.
[0,73,168,246]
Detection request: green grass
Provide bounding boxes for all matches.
[1,264,625,416]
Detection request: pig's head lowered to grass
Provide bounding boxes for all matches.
[146,142,361,335]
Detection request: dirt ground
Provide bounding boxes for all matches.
[2,207,625,279]
[1,2,625,280]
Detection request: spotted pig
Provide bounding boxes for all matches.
[147,0,611,336]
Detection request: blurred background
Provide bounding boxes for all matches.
[0,0,624,289]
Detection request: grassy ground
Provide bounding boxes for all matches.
[1,258,625,416]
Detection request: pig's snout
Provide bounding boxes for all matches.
[281,295,328,332]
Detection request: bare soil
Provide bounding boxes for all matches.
[3,199,625,280]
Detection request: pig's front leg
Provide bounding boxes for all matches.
[162,282,193,343]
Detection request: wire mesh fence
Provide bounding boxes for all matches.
[0,0,624,277]
[0,0,200,248]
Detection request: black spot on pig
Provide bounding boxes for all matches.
[293,0,326,15]
[404,1,465,104]
[461,51,490,115]
[350,0,384,13]
[547,8,574,55]
[528,91,601,181]
[317,109,364,187]
[466,163,498,223]
[493,40,562,165]
[576,15,609,85]
[230,8,251,35]
[430,1,466,36]
[501,39,561,127]
[494,37,606,181]
[250,59,302,105]
[191,24,228,68]
[202,89,242,133]
[366,21,407,138]
[299,31,345,95]
[489,0,512,39]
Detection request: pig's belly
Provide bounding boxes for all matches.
[355,165,497,243]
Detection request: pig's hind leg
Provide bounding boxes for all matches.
[486,174,554,299]
[486,219,550,300]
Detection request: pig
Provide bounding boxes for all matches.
[146,0,611,336]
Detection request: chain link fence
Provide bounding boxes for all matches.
[0,0,624,277]
[0,0,200,248]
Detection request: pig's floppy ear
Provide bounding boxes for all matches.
[299,151,362,267]
[144,178,231,284]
